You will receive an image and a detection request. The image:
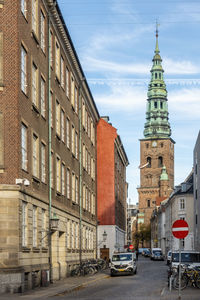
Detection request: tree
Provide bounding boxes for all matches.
[132,223,151,248]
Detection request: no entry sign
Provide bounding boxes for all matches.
[172,220,189,239]
[129,244,134,250]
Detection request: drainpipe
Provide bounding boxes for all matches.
[48,13,52,282]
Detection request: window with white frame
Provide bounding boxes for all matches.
[50,92,53,128]
[61,163,65,195]
[32,134,39,178]
[82,226,85,249]
[76,223,79,249]
[66,117,70,148]
[41,143,46,183]
[61,56,64,88]
[41,77,45,117]
[56,100,61,137]
[71,221,74,248]
[33,205,37,247]
[88,116,91,138]
[71,172,75,202]
[179,198,185,210]
[83,144,86,168]
[32,63,38,107]
[67,219,71,249]
[88,189,91,212]
[71,125,75,155]
[88,152,91,175]
[55,39,60,80]
[85,110,88,132]
[32,0,38,35]
[61,109,65,142]
[85,187,88,211]
[66,168,70,199]
[21,0,27,18]
[83,184,86,209]
[41,209,46,247]
[71,75,75,108]
[74,86,78,113]
[21,45,27,94]
[50,30,53,67]
[75,176,78,204]
[85,148,88,172]
[56,156,61,193]
[51,151,54,188]
[82,99,85,127]
[93,159,95,180]
[22,201,28,247]
[40,10,45,52]
[66,67,69,98]
[0,33,3,87]
[21,123,28,171]
[75,131,78,159]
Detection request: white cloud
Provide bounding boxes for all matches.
[163,58,200,74]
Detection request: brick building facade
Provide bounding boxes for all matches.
[0,0,99,292]
[97,117,129,259]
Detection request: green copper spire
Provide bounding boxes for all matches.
[143,26,171,139]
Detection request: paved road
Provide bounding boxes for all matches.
[51,256,200,300]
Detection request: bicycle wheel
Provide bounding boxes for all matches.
[195,274,200,288]
[173,274,187,290]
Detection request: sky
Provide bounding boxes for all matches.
[57,0,200,204]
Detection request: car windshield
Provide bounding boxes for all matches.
[172,253,200,262]
[153,250,162,255]
[112,254,132,261]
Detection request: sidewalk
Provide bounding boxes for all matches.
[0,271,110,300]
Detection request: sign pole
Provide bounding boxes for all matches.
[178,239,181,300]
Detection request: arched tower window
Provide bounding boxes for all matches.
[158,156,163,168]
[147,199,151,207]
[147,157,151,168]
[155,73,157,79]
[159,73,161,79]
[160,102,163,109]
[154,102,157,108]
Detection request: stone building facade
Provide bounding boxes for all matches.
[97,117,129,259]
[0,0,99,293]
[138,29,175,227]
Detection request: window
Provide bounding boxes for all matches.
[56,100,60,137]
[154,101,157,109]
[41,209,46,247]
[83,184,86,209]
[88,152,91,175]
[66,168,70,199]
[55,39,60,80]
[41,143,46,183]
[82,100,85,128]
[85,187,88,210]
[50,30,53,67]
[61,56,64,88]
[91,120,94,144]
[21,123,28,171]
[21,0,27,18]
[155,73,157,79]
[147,199,151,207]
[179,198,185,210]
[71,124,75,155]
[85,110,88,132]
[159,73,161,79]
[21,45,27,94]
[85,148,88,172]
[88,116,91,138]
[41,77,45,117]
[32,0,38,35]
[40,10,45,52]
[32,63,38,107]
[71,172,75,202]
[61,109,65,142]
[88,189,91,212]
[56,156,61,193]
[158,156,163,168]
[74,86,78,113]
[75,131,78,159]
[50,92,53,127]
[71,75,75,108]
[61,163,65,195]
[75,176,78,204]
[160,102,163,109]
[147,157,151,168]
[66,68,70,98]
[83,144,86,168]
[22,201,27,247]
[51,151,54,188]
[66,118,70,148]
[32,134,39,178]
[33,205,37,247]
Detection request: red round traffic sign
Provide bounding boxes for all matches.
[172,220,189,239]
[129,244,134,250]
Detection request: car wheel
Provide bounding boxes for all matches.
[134,268,137,274]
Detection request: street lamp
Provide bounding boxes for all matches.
[50,215,59,232]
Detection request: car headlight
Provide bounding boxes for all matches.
[128,262,133,266]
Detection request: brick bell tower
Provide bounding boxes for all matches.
[138,26,175,225]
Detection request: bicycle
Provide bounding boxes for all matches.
[173,265,200,289]
[71,261,96,277]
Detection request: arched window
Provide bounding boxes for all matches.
[159,73,161,79]
[155,73,157,79]
[160,102,163,109]
[154,102,157,108]
[158,156,163,167]
[147,157,151,168]
[147,199,151,207]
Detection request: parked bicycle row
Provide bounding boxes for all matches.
[169,264,200,289]
[71,259,107,277]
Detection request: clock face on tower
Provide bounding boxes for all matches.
[152,141,157,147]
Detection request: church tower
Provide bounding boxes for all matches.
[138,27,175,225]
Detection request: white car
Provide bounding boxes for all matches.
[110,252,137,276]
[166,250,172,265]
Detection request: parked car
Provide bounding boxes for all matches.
[166,250,172,265]
[110,252,137,276]
[142,249,151,257]
[170,250,200,269]
[150,248,164,261]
